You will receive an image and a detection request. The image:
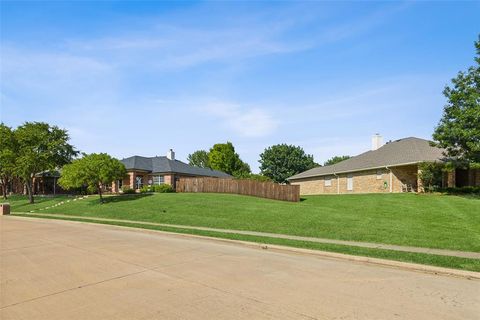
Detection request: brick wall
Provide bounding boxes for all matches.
[290,165,419,195]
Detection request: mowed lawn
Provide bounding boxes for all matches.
[4,193,480,252]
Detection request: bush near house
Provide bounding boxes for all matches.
[153,184,175,193]
[121,187,136,194]
[418,162,445,192]
[139,184,175,193]
[442,186,480,195]
[139,185,152,193]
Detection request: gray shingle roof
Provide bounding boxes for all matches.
[288,137,447,180]
[120,156,232,178]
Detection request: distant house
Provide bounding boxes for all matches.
[114,149,231,192]
[288,135,479,195]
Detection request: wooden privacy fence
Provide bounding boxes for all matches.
[176,177,300,202]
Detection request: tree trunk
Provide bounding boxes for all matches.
[26,179,34,204]
[98,183,103,203]
[2,183,7,200]
[1,176,8,200]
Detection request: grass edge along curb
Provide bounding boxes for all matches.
[11,213,480,275]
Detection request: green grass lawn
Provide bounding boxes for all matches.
[4,192,480,252]
[2,194,71,212]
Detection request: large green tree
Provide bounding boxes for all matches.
[187,150,211,168]
[0,124,17,199]
[433,36,480,165]
[259,144,317,183]
[59,153,126,203]
[15,122,77,203]
[324,155,351,166]
[208,142,251,177]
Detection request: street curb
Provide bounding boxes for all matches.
[6,214,480,280]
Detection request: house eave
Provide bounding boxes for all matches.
[288,161,438,181]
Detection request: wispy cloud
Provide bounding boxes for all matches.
[202,101,279,138]
[63,22,307,71]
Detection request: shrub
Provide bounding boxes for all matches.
[153,184,175,193]
[418,162,444,192]
[122,187,136,194]
[442,186,480,195]
[139,185,153,193]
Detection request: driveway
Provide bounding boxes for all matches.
[1,217,479,320]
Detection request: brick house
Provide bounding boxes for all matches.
[288,136,480,195]
[113,149,231,192]
[1,170,66,196]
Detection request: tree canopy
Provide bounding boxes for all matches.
[432,35,480,166]
[0,124,17,199]
[324,155,351,166]
[208,142,251,177]
[59,153,126,202]
[187,150,211,168]
[15,122,77,203]
[259,144,317,183]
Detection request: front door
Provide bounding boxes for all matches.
[347,174,353,191]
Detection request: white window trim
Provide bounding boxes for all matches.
[324,177,332,187]
[376,170,383,180]
[347,175,354,191]
[153,175,165,185]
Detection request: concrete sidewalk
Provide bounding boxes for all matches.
[13,212,480,259]
[1,216,479,320]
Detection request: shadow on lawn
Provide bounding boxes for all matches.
[11,195,70,210]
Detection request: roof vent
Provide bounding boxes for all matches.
[371,134,383,151]
[167,149,175,160]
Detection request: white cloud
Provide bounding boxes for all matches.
[62,22,306,71]
[203,102,279,138]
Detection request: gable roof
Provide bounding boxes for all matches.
[120,156,232,178]
[288,137,446,181]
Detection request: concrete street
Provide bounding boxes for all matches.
[1,216,479,319]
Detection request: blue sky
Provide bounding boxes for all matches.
[1,1,479,171]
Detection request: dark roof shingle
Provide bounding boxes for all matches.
[288,137,446,180]
[120,156,231,178]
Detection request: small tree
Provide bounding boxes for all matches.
[0,124,17,199]
[187,150,211,168]
[432,35,480,166]
[418,162,444,192]
[59,153,127,203]
[324,155,351,166]
[208,142,251,177]
[15,122,77,203]
[259,144,317,183]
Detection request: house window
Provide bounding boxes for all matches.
[325,177,332,187]
[376,170,383,180]
[152,175,165,185]
[135,176,143,189]
[117,179,123,189]
[347,174,354,191]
